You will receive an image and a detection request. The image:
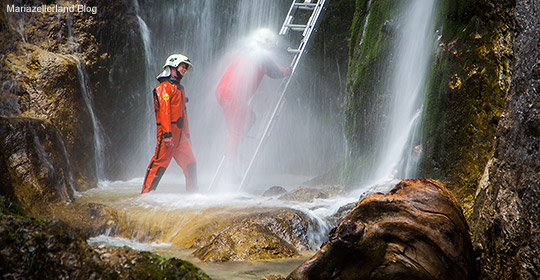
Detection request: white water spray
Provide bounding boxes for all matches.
[369,0,436,184]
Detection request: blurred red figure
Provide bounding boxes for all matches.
[142,54,198,194]
[216,28,290,175]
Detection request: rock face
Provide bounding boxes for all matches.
[0,1,146,211]
[470,0,540,279]
[343,0,401,184]
[419,0,513,217]
[288,178,477,280]
[0,42,97,193]
[0,116,75,215]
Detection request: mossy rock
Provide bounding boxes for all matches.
[419,0,513,218]
[0,196,211,280]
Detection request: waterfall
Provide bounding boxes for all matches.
[368,0,436,185]
[62,11,106,181]
[72,56,106,180]
[134,0,153,66]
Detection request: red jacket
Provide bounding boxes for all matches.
[153,79,187,136]
[216,51,289,102]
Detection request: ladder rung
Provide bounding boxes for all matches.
[287,47,301,54]
[293,3,317,10]
[286,24,308,31]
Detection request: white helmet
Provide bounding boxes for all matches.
[252,28,277,49]
[157,54,193,80]
[162,54,193,71]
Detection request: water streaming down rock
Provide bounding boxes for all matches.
[134,0,153,66]
[62,10,106,181]
[367,0,436,186]
[354,0,372,60]
[72,56,106,181]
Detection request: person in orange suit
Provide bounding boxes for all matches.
[142,54,198,193]
[216,28,290,177]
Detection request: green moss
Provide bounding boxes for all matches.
[419,0,513,216]
[128,252,211,280]
[0,195,27,217]
[343,0,402,185]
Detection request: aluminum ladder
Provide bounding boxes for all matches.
[237,0,329,191]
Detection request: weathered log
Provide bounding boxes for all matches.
[288,178,477,280]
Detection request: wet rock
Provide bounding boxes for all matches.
[1,11,98,192]
[279,185,345,203]
[0,116,74,215]
[418,0,513,217]
[0,0,148,197]
[0,196,210,279]
[192,208,318,262]
[262,275,286,280]
[470,0,540,279]
[263,185,288,197]
[194,222,298,262]
[50,202,121,238]
[288,178,477,280]
[279,187,327,202]
[329,202,357,226]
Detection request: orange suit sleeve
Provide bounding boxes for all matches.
[156,83,172,136]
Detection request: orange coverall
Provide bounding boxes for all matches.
[216,52,290,168]
[142,77,197,193]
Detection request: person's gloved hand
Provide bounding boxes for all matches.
[284,66,292,77]
[163,136,173,147]
[162,132,173,147]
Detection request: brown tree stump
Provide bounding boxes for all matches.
[288,178,477,280]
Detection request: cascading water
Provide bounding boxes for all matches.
[64,12,106,181]
[72,57,106,180]
[366,0,436,186]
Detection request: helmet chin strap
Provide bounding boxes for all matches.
[171,67,183,80]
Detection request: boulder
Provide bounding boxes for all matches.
[279,185,345,203]
[288,178,477,280]
[263,185,288,197]
[192,208,318,262]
